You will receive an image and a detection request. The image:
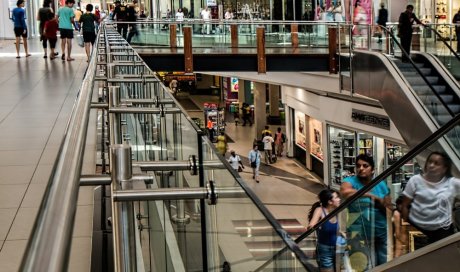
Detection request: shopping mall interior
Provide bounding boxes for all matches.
[1,0,460,271]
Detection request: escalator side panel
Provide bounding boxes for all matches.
[352,50,436,148]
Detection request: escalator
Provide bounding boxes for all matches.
[351,28,460,163]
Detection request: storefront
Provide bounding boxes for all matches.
[293,110,324,178]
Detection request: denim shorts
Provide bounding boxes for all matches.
[317,243,335,269]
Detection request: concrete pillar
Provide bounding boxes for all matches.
[253,82,266,137]
[269,84,280,117]
[238,79,246,110]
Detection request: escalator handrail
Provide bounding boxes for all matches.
[254,112,460,272]
[424,24,460,62]
[381,25,456,117]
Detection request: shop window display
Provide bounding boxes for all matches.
[328,126,355,185]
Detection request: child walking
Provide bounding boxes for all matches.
[43,12,58,59]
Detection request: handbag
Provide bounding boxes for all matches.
[250,161,257,168]
[77,33,84,47]
[238,165,243,172]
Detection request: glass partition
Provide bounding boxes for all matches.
[289,116,460,271]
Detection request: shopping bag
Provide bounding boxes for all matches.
[77,34,84,47]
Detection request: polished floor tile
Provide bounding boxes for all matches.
[0,240,27,272]
[0,185,28,208]
[7,207,39,240]
[0,209,16,241]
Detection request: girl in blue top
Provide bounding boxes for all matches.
[308,189,341,272]
[11,0,30,58]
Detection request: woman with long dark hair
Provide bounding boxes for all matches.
[308,189,341,272]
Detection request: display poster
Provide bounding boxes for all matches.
[295,112,307,150]
[230,77,239,93]
[315,0,344,22]
[352,0,372,25]
[309,118,323,160]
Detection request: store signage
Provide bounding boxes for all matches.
[351,109,390,130]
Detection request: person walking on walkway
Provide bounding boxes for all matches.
[11,0,31,58]
[79,4,101,62]
[377,3,388,43]
[43,12,59,59]
[248,144,261,183]
[126,0,139,43]
[112,0,128,39]
[37,0,55,58]
[57,0,76,61]
[453,8,460,53]
[262,132,274,165]
[398,4,424,62]
[340,154,391,268]
[241,103,252,126]
[216,131,227,156]
[274,127,286,157]
[228,150,244,172]
[308,189,342,272]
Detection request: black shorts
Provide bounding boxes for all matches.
[83,32,96,44]
[59,28,74,39]
[14,27,27,38]
[48,37,57,48]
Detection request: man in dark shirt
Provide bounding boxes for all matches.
[126,0,139,43]
[453,8,460,52]
[377,3,388,43]
[112,0,128,39]
[398,5,424,62]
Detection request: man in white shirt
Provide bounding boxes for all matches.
[262,132,274,165]
[200,7,211,34]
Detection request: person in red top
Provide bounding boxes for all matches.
[43,12,59,59]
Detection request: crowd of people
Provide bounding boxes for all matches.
[306,152,460,271]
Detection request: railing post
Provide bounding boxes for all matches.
[257,26,266,74]
[184,26,193,73]
[231,24,238,48]
[170,24,177,48]
[291,24,299,48]
[328,26,338,74]
[111,144,137,271]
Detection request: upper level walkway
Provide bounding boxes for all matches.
[0,38,95,272]
[0,35,324,271]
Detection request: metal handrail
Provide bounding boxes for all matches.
[255,113,460,272]
[19,24,101,272]
[424,24,460,61]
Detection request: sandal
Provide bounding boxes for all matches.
[67,58,75,61]
[16,56,20,59]
[61,54,65,60]
[50,56,56,60]
[43,55,47,59]
[26,54,31,57]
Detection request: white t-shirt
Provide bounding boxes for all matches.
[201,9,211,20]
[262,135,274,150]
[403,174,460,230]
[228,155,240,170]
[224,11,233,20]
[175,11,184,21]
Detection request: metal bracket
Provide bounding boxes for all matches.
[189,155,198,176]
[207,180,218,205]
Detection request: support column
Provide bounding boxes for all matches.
[268,84,280,118]
[253,82,266,137]
[237,79,246,110]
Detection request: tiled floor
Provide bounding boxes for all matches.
[0,38,96,272]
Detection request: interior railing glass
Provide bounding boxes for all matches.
[103,23,312,271]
